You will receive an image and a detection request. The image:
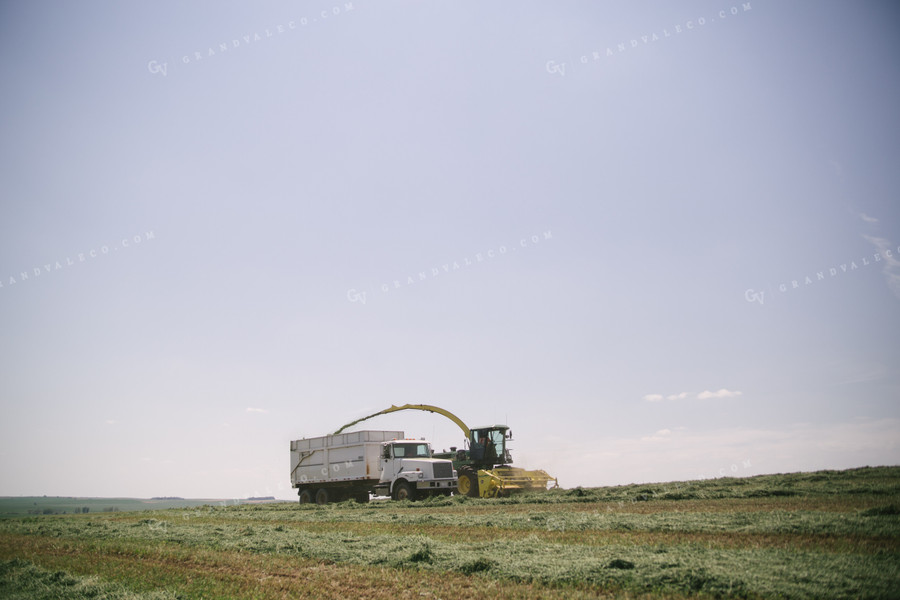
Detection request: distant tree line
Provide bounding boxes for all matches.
[26,507,91,515]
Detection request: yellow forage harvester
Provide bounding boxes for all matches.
[334,404,558,498]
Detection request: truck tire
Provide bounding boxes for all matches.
[298,489,313,504]
[315,488,330,505]
[393,480,416,501]
[458,467,479,498]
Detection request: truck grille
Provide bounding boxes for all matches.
[433,462,453,479]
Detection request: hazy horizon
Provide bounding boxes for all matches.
[5,463,900,502]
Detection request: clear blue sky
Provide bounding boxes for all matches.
[1,1,898,499]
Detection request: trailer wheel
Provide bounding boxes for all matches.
[393,480,415,501]
[458,467,479,498]
[298,489,313,504]
[315,488,329,505]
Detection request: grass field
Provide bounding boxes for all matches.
[1,466,898,599]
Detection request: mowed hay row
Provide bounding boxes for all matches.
[41,506,898,555]
[0,536,657,600]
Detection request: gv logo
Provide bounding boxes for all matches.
[744,289,765,305]
[147,60,168,76]
[346,289,367,305]
[545,61,566,76]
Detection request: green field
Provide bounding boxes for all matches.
[1,467,898,599]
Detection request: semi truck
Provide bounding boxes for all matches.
[290,430,457,504]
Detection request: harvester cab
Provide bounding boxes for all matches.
[468,425,512,465]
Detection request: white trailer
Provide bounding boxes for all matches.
[290,430,457,504]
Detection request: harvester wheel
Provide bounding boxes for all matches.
[315,488,330,505]
[298,489,312,504]
[393,481,416,501]
[458,468,479,498]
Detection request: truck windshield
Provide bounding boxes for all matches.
[392,443,431,458]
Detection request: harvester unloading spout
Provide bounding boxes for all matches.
[333,404,470,437]
[333,403,558,498]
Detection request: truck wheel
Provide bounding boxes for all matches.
[458,468,479,498]
[298,489,313,504]
[315,488,329,505]
[393,481,415,501]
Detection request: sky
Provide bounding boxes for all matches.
[1,1,898,500]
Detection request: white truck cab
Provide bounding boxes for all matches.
[375,439,457,500]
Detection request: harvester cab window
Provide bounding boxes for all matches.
[487,429,505,460]
[469,430,485,461]
[470,428,506,462]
